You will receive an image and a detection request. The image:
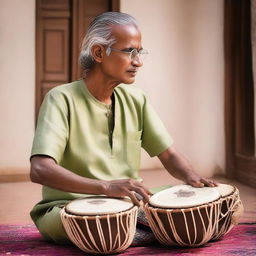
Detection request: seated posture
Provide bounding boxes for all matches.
[30,12,216,245]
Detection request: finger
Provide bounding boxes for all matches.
[136,183,153,195]
[126,190,141,206]
[126,181,151,200]
[133,184,151,197]
[134,192,144,201]
[188,180,204,188]
[131,187,150,203]
[200,178,218,187]
[211,180,219,186]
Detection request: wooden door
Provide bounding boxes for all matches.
[225,0,256,187]
[35,0,119,119]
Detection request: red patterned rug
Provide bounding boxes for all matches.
[0,224,255,255]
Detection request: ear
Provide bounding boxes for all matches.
[91,44,105,63]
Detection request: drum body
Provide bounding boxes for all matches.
[60,197,138,254]
[212,184,244,240]
[144,185,222,247]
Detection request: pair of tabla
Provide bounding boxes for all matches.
[60,183,243,254]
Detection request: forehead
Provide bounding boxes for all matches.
[111,24,142,48]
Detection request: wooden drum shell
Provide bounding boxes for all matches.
[60,205,138,254]
[144,199,221,247]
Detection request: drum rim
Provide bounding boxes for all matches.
[65,196,135,216]
[148,185,221,209]
[62,204,138,219]
[144,199,221,213]
[217,184,236,198]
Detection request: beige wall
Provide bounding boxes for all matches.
[121,0,225,177]
[0,0,35,174]
[0,0,225,178]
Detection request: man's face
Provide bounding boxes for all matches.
[101,24,143,84]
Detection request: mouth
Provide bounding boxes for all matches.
[126,70,138,76]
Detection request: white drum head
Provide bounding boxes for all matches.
[149,185,220,208]
[65,196,134,215]
[216,184,235,197]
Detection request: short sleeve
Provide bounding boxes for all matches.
[142,99,173,157]
[31,90,69,163]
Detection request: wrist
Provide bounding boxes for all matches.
[99,180,109,195]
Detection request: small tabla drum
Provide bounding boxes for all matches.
[144,184,222,247]
[211,183,243,240]
[60,196,138,254]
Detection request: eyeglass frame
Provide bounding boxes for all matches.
[107,47,148,61]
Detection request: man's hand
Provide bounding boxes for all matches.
[158,147,218,188]
[184,172,218,187]
[103,179,152,206]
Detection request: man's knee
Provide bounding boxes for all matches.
[37,205,72,245]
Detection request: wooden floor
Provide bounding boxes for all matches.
[0,169,255,225]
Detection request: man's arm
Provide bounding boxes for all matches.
[30,155,151,205]
[158,147,217,187]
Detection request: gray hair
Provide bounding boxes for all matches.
[79,12,138,74]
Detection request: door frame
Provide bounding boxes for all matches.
[224,0,256,187]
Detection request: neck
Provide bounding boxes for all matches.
[83,69,119,105]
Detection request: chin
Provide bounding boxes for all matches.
[122,77,136,84]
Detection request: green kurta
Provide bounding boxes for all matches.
[30,79,173,243]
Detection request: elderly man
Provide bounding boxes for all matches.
[30,12,216,245]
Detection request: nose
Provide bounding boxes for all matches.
[131,55,143,67]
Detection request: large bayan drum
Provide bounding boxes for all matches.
[212,184,244,240]
[144,184,243,247]
[144,184,222,247]
[60,196,138,254]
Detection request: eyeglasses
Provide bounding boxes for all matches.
[108,47,148,61]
